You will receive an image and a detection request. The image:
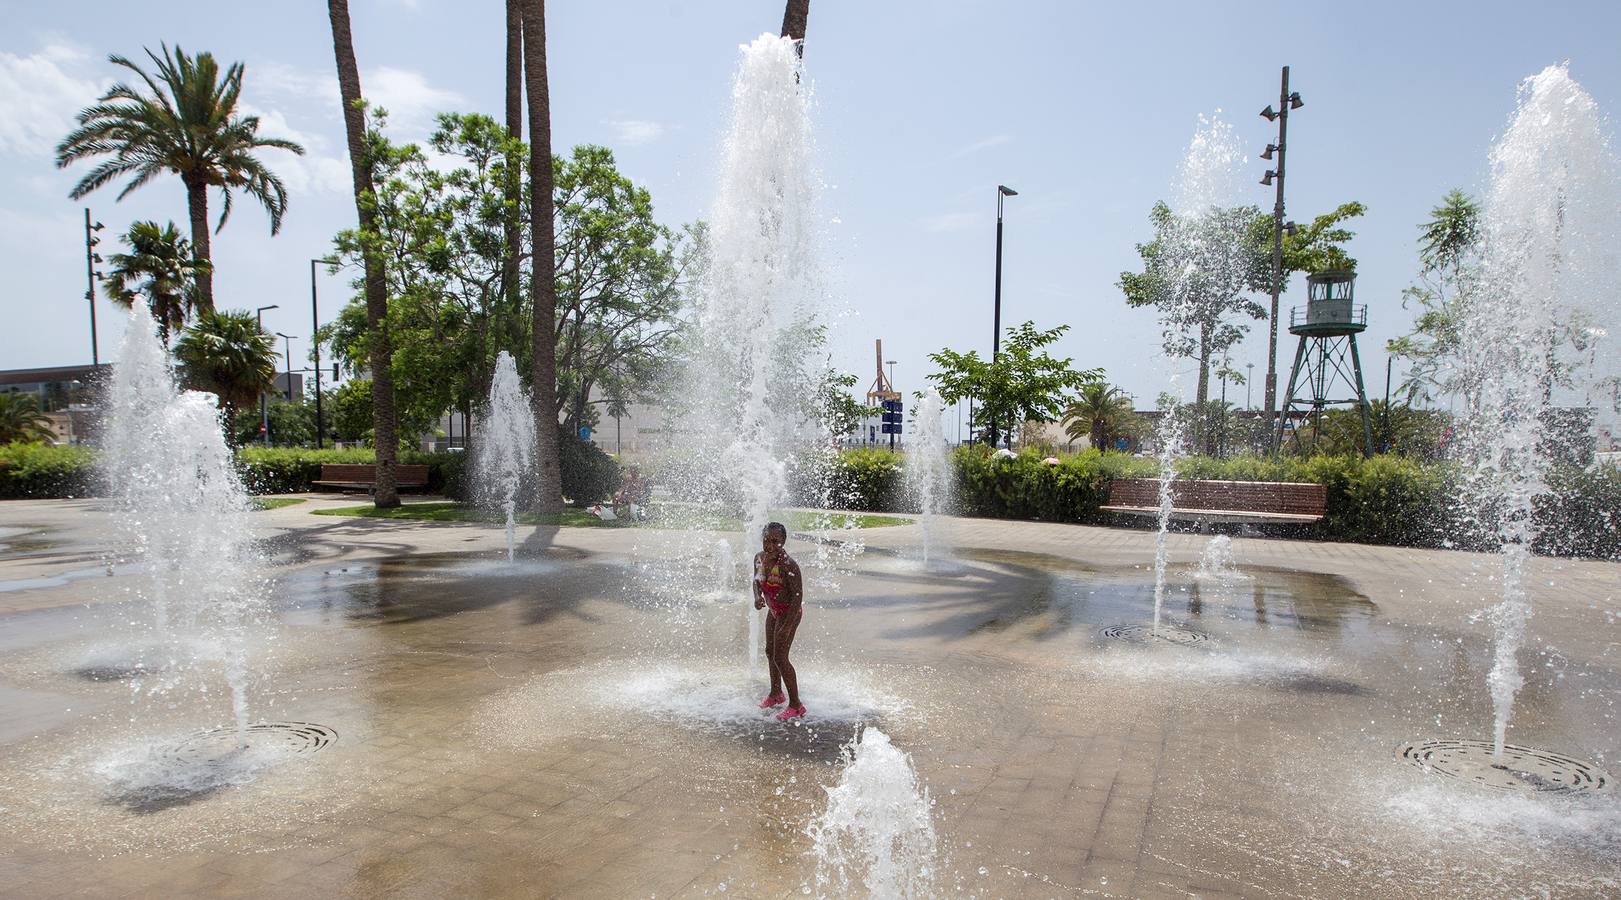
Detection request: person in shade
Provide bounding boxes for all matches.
[753,521,806,721]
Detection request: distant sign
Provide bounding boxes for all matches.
[578,426,592,440]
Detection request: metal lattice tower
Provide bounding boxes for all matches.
[1277,270,1373,457]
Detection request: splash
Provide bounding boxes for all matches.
[905,388,955,567]
[807,727,938,899]
[1454,64,1619,756]
[474,351,537,561]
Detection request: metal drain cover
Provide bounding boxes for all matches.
[1100,623,1208,645]
[1398,739,1613,794]
[164,722,338,765]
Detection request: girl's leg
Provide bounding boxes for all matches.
[764,612,783,697]
[773,611,803,708]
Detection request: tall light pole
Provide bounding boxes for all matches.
[1259,66,1302,451]
[83,209,105,366]
[990,184,1017,447]
[256,304,279,445]
[311,258,338,449]
[275,333,296,401]
[1246,362,1255,408]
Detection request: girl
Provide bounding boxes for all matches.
[753,522,806,720]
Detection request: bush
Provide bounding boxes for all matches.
[0,443,95,498]
[559,428,619,506]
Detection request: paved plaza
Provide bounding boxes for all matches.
[0,497,1616,898]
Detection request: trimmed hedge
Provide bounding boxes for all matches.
[0,444,97,499]
[819,446,1621,560]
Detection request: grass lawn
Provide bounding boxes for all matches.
[310,501,909,530]
[251,497,307,511]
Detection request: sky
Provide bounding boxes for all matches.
[2,0,1619,433]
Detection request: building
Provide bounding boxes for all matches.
[0,364,104,444]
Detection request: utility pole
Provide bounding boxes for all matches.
[1259,66,1302,450]
[990,184,1017,448]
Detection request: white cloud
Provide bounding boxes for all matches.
[919,212,979,233]
[0,43,108,156]
[951,134,1013,158]
[604,119,666,146]
[366,66,465,134]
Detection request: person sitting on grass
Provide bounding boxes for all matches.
[753,521,806,721]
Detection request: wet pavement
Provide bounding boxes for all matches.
[0,496,1616,898]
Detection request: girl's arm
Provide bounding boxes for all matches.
[786,558,804,610]
[752,552,765,608]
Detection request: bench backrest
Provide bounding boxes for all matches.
[319,463,431,485]
[1107,478,1326,515]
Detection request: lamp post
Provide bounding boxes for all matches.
[311,258,339,448]
[255,304,279,445]
[275,333,296,401]
[83,209,105,366]
[1259,66,1302,451]
[990,184,1017,447]
[1246,362,1255,408]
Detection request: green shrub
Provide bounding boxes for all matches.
[824,447,904,511]
[0,443,95,498]
[559,429,619,506]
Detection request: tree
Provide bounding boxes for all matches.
[1120,202,1270,415]
[1063,383,1135,451]
[328,0,400,507]
[56,45,303,311]
[330,379,376,443]
[521,0,563,515]
[553,145,693,434]
[817,370,874,439]
[173,310,276,441]
[101,221,210,345]
[1272,202,1368,275]
[504,0,525,347]
[1387,190,1479,405]
[927,321,1101,449]
[0,394,55,445]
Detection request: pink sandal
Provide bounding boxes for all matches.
[775,704,806,722]
[759,693,786,709]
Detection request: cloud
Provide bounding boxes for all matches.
[951,134,1012,158]
[919,212,979,233]
[366,66,465,134]
[604,119,666,146]
[0,43,108,156]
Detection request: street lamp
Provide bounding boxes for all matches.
[1246,362,1255,408]
[1258,65,1302,451]
[311,258,339,448]
[990,184,1017,447]
[275,333,296,401]
[256,305,279,446]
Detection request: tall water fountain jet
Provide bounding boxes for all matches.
[905,389,954,567]
[677,33,831,671]
[475,351,537,561]
[1147,114,1245,636]
[102,307,266,734]
[806,727,938,899]
[1454,64,1619,757]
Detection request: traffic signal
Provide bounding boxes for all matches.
[880,398,903,435]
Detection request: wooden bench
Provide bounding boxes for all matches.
[311,463,431,493]
[1101,478,1326,525]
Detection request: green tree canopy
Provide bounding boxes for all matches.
[1063,383,1136,451]
[56,44,304,310]
[927,321,1100,449]
[173,309,276,440]
[1387,189,1479,405]
[0,394,56,445]
[102,220,210,344]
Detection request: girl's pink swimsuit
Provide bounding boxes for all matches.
[759,560,791,617]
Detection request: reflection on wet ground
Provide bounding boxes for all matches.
[0,526,1614,898]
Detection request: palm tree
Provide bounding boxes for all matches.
[55,45,304,312]
[1064,383,1134,451]
[102,220,210,345]
[520,0,563,514]
[173,311,277,442]
[0,394,56,445]
[328,0,400,507]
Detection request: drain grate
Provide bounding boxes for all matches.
[1099,623,1208,645]
[163,722,338,766]
[1397,739,1612,794]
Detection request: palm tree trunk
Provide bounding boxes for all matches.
[521,0,563,515]
[780,0,808,40]
[328,0,400,507]
[502,0,523,350]
[182,174,215,313]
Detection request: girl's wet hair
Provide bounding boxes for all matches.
[763,521,788,541]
